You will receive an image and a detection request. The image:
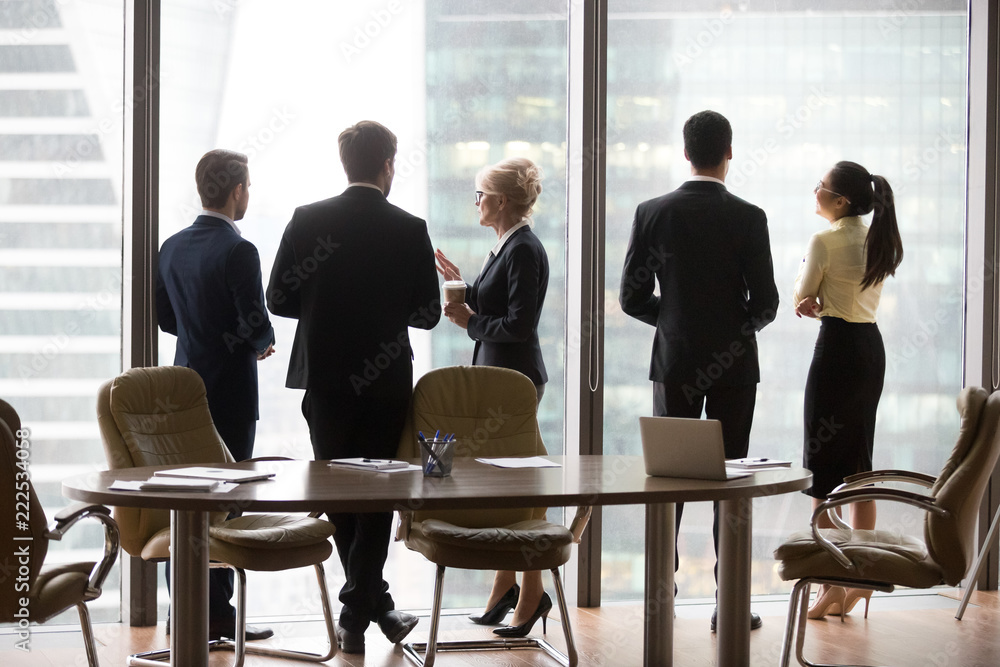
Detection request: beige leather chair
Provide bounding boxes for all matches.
[0,398,119,667]
[395,366,591,667]
[773,386,1000,667]
[96,366,337,666]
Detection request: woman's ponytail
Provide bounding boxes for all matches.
[860,174,903,289]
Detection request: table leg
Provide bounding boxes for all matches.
[171,509,210,666]
[717,498,752,667]
[645,502,675,667]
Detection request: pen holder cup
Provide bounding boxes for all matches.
[420,439,455,477]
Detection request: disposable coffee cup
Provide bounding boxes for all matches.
[442,280,467,304]
[420,439,455,477]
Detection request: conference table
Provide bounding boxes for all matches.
[63,456,811,667]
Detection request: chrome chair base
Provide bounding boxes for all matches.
[128,562,337,667]
[403,564,577,667]
[780,577,894,667]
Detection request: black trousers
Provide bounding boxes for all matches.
[166,414,256,622]
[653,380,757,586]
[803,317,885,499]
[302,389,409,633]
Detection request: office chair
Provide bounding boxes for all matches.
[773,386,1000,667]
[0,398,120,667]
[96,365,338,666]
[395,365,591,667]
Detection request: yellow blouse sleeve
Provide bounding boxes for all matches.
[793,233,828,305]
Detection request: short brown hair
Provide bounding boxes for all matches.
[338,121,397,182]
[195,149,248,208]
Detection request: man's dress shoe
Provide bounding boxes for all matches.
[378,610,419,644]
[710,608,762,632]
[337,623,365,654]
[207,619,274,641]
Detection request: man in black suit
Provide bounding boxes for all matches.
[619,110,779,631]
[266,120,439,653]
[157,148,275,640]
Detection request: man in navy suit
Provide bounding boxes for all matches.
[266,121,439,653]
[619,110,779,631]
[156,148,275,640]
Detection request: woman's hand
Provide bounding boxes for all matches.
[443,302,474,329]
[435,249,462,282]
[795,296,821,319]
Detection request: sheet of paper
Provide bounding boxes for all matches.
[475,457,561,469]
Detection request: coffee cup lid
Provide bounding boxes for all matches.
[443,280,465,289]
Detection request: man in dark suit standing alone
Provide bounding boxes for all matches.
[266,120,439,653]
[157,148,276,640]
[619,110,779,631]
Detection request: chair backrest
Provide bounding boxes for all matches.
[96,366,233,555]
[398,365,545,528]
[0,399,49,619]
[925,386,1000,584]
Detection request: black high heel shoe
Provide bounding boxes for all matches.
[469,583,520,625]
[493,592,552,638]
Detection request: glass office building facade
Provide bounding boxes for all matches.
[0,0,971,628]
[0,0,124,622]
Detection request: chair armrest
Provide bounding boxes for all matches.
[48,502,111,538]
[822,471,939,529]
[45,504,120,601]
[395,511,413,542]
[810,488,947,570]
[568,506,592,543]
[244,456,294,462]
[839,469,937,489]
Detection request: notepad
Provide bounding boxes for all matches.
[153,466,275,483]
[328,458,412,472]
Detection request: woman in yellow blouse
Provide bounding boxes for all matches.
[793,161,903,620]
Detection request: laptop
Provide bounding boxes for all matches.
[639,416,751,481]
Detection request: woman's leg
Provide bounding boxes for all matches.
[482,570,518,612]
[509,570,544,626]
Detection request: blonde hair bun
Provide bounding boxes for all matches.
[477,157,543,220]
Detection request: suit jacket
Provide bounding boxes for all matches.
[619,180,779,388]
[156,216,275,425]
[466,225,549,386]
[266,186,440,399]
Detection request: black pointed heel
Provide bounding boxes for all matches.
[469,583,520,625]
[493,592,552,638]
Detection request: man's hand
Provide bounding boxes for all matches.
[257,344,275,360]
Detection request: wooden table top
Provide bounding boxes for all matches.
[62,456,812,513]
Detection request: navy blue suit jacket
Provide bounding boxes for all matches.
[619,181,779,388]
[467,225,549,386]
[156,216,275,427]
[266,186,440,399]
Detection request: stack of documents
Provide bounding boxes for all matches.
[726,458,793,469]
[109,466,274,492]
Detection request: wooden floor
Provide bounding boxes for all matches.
[4,589,1000,666]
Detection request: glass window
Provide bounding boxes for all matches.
[158,0,568,617]
[604,1,967,601]
[0,0,125,623]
